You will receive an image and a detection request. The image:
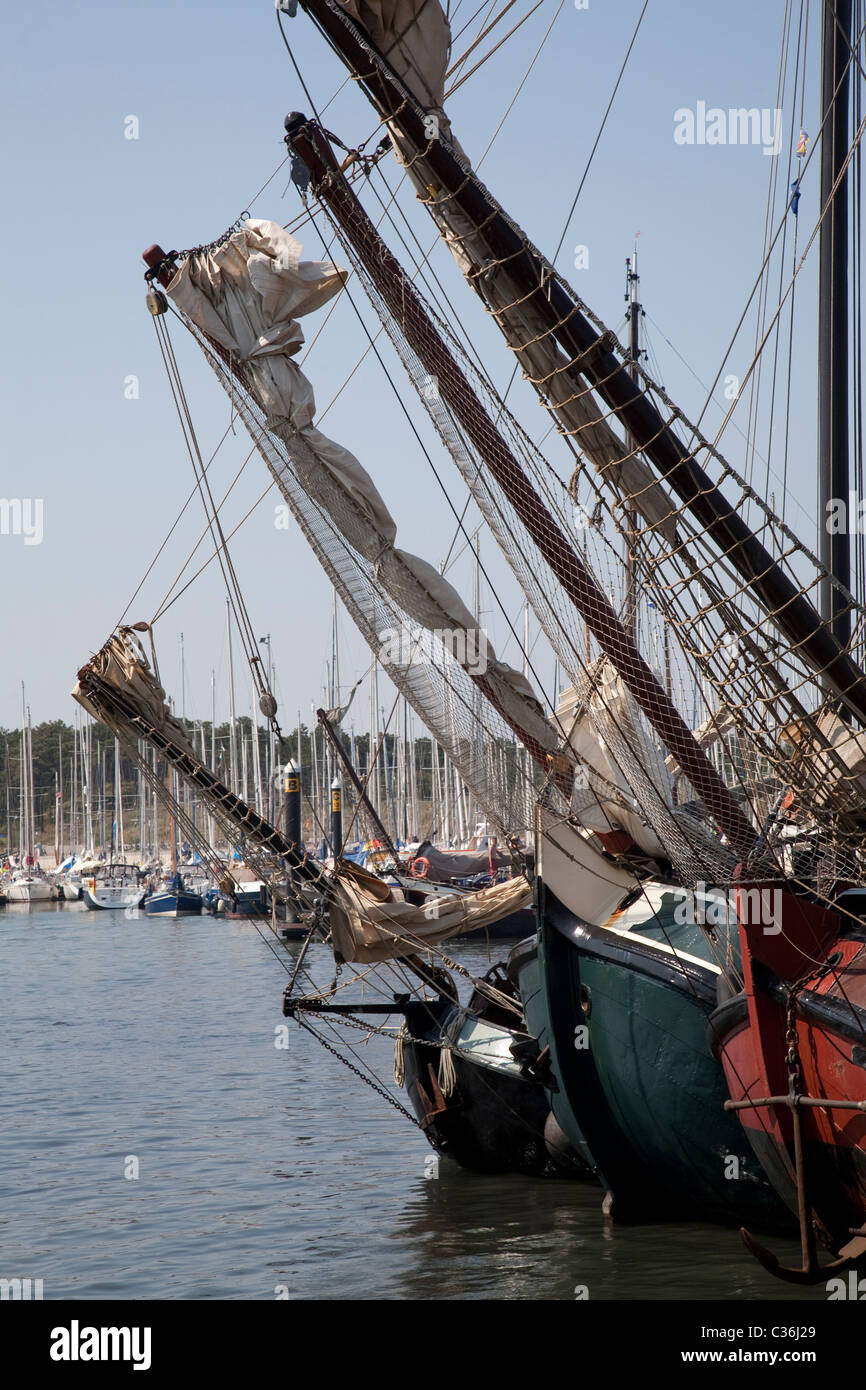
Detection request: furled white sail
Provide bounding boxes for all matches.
[340,1,451,112]
[336,3,676,538]
[557,662,671,857]
[536,809,639,926]
[328,857,531,963]
[74,628,538,958]
[165,218,561,756]
[73,628,198,759]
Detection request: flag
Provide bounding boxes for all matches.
[796,129,809,158]
[790,179,801,216]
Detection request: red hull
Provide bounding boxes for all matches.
[713,887,866,1255]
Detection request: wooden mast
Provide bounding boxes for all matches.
[818,0,854,646]
[281,116,759,860]
[295,0,866,727]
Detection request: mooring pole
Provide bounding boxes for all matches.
[330,777,343,857]
[284,758,301,850]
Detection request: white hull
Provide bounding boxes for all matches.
[6,879,54,904]
[82,885,146,911]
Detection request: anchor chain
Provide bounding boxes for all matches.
[293,1014,420,1127]
[785,952,842,1098]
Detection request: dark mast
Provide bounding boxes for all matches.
[624,243,642,643]
[818,0,854,644]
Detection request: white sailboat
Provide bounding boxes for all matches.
[6,868,54,904]
[6,688,53,904]
[81,863,146,911]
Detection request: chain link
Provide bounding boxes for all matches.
[785,954,841,1095]
[311,1007,533,1049]
[295,1016,420,1126]
[145,213,254,282]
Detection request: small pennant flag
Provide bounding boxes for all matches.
[796,129,809,158]
[790,179,802,216]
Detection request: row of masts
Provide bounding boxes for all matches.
[6,628,500,866]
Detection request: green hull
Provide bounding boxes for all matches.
[511,882,795,1230]
[509,935,598,1178]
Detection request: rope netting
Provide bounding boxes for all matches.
[300,175,738,884]
[174,312,547,843]
[291,4,866,888]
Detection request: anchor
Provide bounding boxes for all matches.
[728,1091,866,1284]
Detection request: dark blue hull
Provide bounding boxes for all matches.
[144,891,203,917]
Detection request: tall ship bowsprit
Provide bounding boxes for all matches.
[68,0,866,1289]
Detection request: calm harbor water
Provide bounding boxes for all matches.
[0,903,829,1301]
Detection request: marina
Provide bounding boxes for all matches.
[5,0,866,1332]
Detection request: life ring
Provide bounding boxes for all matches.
[411,856,430,879]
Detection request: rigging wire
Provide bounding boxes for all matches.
[741,0,795,508]
[150,314,277,725]
[474,0,566,165]
[445,0,547,98]
[778,0,810,523]
[117,418,239,628]
[299,197,568,721]
[550,0,650,266]
[491,0,650,433]
[709,107,866,455]
[642,309,815,544]
[692,12,866,441]
[446,0,520,78]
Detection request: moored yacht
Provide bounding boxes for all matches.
[82,863,146,911]
[6,868,54,904]
[144,870,203,918]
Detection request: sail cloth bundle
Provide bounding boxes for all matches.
[328,857,532,963]
[339,0,451,117]
[73,628,199,762]
[557,662,673,858]
[782,708,866,818]
[72,630,536,958]
[557,660,736,878]
[164,218,562,760]
[334,1,678,540]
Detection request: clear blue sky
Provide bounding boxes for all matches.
[1,0,824,735]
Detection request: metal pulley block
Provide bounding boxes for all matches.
[146,289,168,317]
